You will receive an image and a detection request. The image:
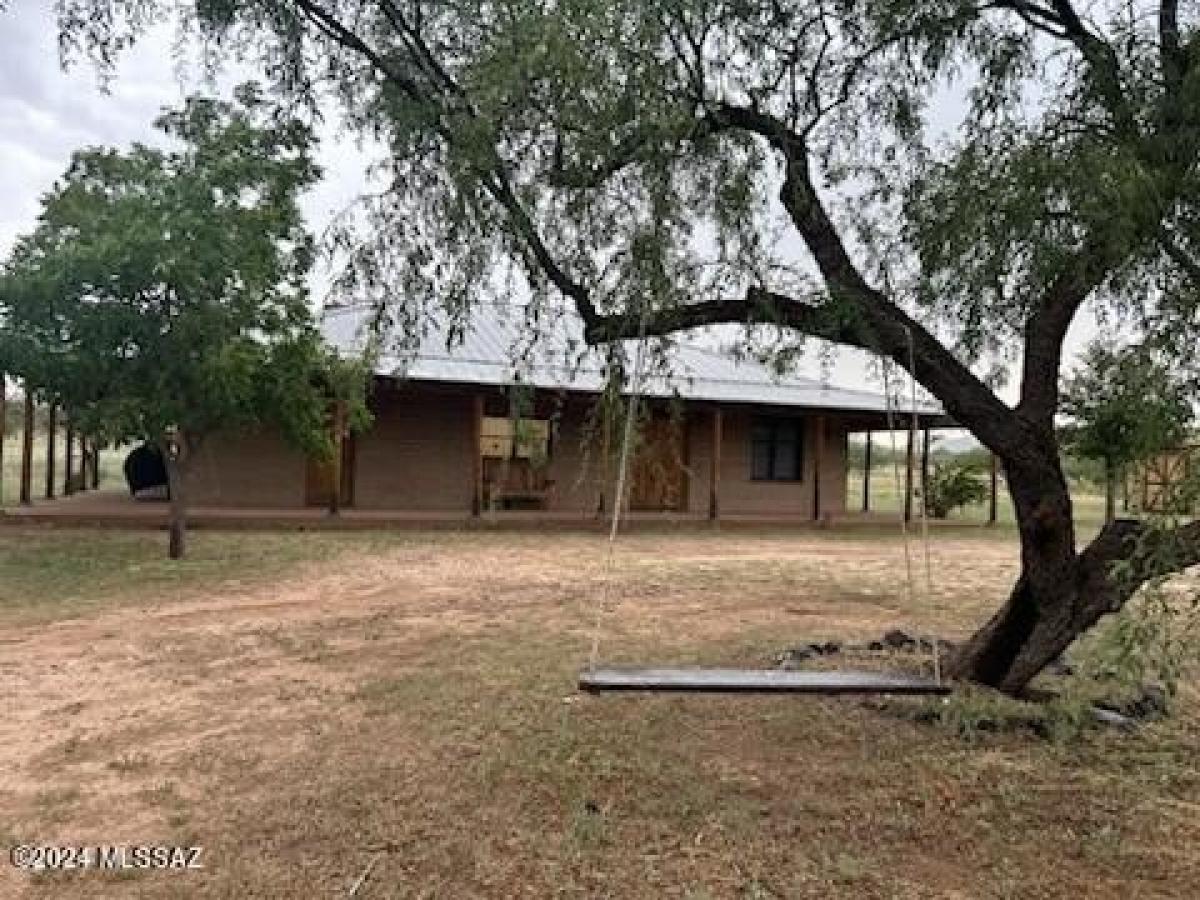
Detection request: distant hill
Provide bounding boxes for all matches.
[933,432,982,455]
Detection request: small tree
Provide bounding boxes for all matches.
[1060,341,1193,523]
[0,85,369,558]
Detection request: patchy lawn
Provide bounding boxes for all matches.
[1,526,1198,898]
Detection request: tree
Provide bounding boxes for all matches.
[45,1,1200,691]
[1061,341,1193,523]
[0,85,370,559]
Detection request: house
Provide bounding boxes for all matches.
[183,304,944,520]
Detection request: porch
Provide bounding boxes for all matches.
[0,488,918,531]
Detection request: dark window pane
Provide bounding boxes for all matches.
[751,439,773,480]
[773,441,799,480]
[749,416,805,481]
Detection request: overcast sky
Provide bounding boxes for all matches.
[0,3,1098,415]
[0,4,376,282]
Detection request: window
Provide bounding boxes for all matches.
[750,417,804,481]
[480,417,551,462]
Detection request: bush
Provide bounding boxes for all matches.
[924,463,988,518]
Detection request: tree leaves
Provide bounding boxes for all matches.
[0,84,367,462]
[1059,339,1194,467]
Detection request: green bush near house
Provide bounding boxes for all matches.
[924,463,989,519]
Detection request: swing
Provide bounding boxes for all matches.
[579,318,950,698]
[579,667,949,694]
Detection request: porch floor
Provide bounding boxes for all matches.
[0,490,920,531]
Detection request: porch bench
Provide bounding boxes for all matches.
[485,480,556,510]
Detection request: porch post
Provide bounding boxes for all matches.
[0,376,5,507]
[45,400,57,500]
[79,434,90,492]
[988,452,999,525]
[328,401,345,517]
[64,421,76,496]
[862,430,872,512]
[920,425,930,517]
[813,415,825,521]
[903,426,914,522]
[597,399,609,517]
[20,386,34,505]
[709,406,722,521]
[471,393,484,517]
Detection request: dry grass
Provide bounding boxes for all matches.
[1,526,1198,899]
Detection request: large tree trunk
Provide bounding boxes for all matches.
[947,452,1145,692]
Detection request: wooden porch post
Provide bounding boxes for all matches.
[20,387,34,505]
[920,425,930,517]
[64,421,76,496]
[80,435,90,492]
[0,376,5,507]
[862,430,872,512]
[76,436,86,493]
[45,400,57,500]
[988,452,999,525]
[328,401,345,516]
[813,415,825,522]
[597,399,609,517]
[709,406,722,521]
[471,393,484,517]
[903,426,914,522]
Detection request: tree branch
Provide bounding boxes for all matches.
[1016,236,1112,426]
[993,0,1136,136]
[1161,231,1200,286]
[288,0,594,319]
[579,101,1032,460]
[1160,0,1181,73]
[1079,517,1200,615]
[710,102,1030,458]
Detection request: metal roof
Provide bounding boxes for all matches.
[321,303,943,417]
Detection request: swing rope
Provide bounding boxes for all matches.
[587,309,650,671]
[579,319,950,696]
[907,328,940,684]
[880,329,940,685]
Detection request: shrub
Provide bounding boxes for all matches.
[924,463,988,518]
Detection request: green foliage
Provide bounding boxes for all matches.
[43,3,1200,391]
[920,687,1094,744]
[1072,588,1196,710]
[923,463,988,519]
[0,85,368,464]
[1059,452,1107,490]
[1060,340,1193,470]
[1083,508,1200,705]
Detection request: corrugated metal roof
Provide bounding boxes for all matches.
[321,303,942,416]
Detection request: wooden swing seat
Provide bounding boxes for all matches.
[579,666,950,695]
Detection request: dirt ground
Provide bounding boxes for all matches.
[1,527,1198,898]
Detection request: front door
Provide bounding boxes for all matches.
[628,415,687,511]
